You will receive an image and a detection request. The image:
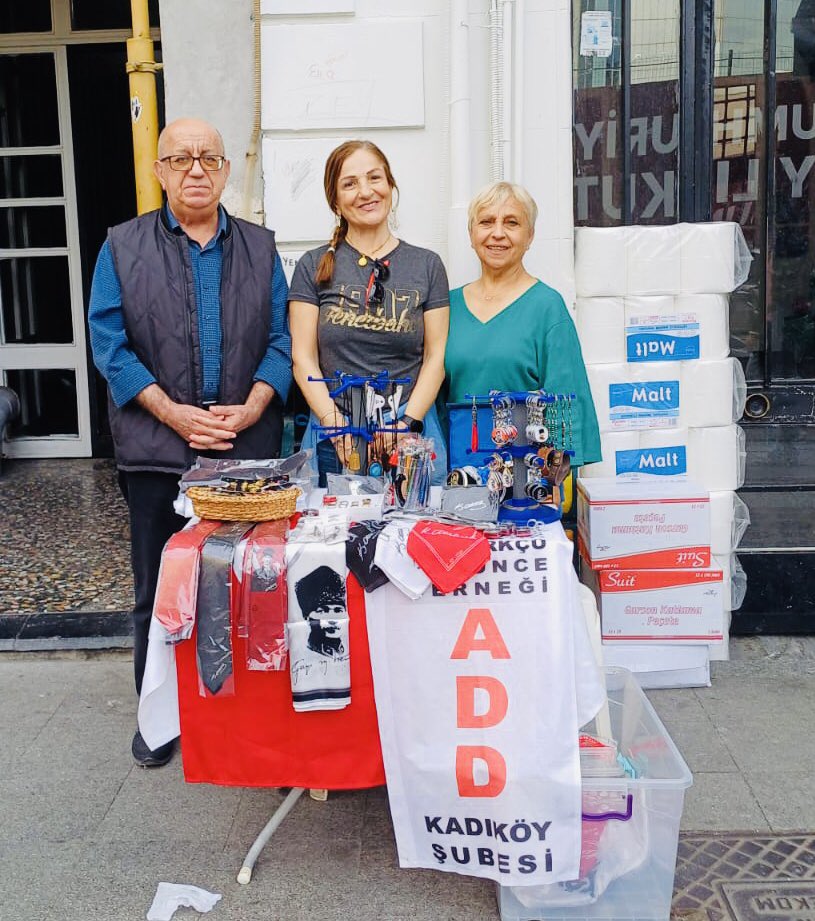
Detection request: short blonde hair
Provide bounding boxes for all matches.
[467,181,538,232]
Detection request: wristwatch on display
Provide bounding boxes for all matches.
[401,414,424,434]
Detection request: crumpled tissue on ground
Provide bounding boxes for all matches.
[146,882,222,920]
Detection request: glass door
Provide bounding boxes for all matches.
[0,45,90,456]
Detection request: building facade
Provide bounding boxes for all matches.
[1,0,811,629]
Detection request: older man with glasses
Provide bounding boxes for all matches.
[88,117,291,767]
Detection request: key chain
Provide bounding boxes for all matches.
[471,395,479,453]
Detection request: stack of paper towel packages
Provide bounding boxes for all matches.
[574,222,752,687]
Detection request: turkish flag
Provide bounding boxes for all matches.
[175,573,385,789]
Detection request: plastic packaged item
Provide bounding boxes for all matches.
[152,519,223,641]
[731,555,747,611]
[195,522,253,697]
[576,297,626,365]
[288,511,348,544]
[180,451,312,490]
[687,424,746,491]
[683,357,747,427]
[386,435,435,512]
[240,519,289,671]
[497,667,692,920]
[325,473,385,495]
[440,484,500,522]
[679,221,753,293]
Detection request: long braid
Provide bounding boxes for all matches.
[316,215,348,285]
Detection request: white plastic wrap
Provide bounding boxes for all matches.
[679,221,752,294]
[576,297,626,364]
[575,222,752,299]
[731,555,747,611]
[709,490,751,554]
[683,358,747,427]
[687,425,746,492]
[575,227,628,297]
[587,363,685,433]
[625,225,680,296]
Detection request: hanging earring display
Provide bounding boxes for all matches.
[525,394,550,445]
[490,394,517,446]
[454,388,575,524]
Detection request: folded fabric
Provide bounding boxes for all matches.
[346,520,390,593]
[286,617,351,711]
[240,519,289,671]
[286,540,348,624]
[406,519,491,594]
[196,522,253,695]
[153,520,223,640]
[373,522,432,600]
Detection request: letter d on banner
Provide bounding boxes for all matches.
[456,746,507,797]
[457,676,508,729]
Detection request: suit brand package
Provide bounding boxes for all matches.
[581,562,724,644]
[577,477,710,569]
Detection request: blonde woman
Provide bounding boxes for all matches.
[444,181,600,467]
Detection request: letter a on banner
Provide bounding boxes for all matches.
[456,745,507,797]
[450,608,510,660]
[456,676,509,729]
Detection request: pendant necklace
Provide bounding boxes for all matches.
[354,234,393,267]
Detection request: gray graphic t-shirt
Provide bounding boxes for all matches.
[289,240,449,403]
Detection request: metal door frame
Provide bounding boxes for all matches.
[0,1,157,457]
[0,43,90,456]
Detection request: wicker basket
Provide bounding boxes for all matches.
[187,485,301,522]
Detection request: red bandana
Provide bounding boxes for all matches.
[406,520,491,594]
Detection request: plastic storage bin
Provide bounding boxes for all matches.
[497,667,692,921]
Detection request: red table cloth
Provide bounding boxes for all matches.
[174,573,386,788]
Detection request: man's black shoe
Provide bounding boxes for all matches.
[132,730,176,768]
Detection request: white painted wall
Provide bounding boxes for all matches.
[158,0,259,217]
[158,0,576,301]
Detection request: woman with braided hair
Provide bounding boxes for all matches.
[289,140,450,485]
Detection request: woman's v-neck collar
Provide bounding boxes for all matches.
[459,279,541,326]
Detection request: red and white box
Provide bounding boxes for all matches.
[577,477,711,569]
[581,561,724,644]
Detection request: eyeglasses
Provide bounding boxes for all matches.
[366,259,391,307]
[159,154,226,172]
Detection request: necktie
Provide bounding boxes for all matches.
[153,519,223,640]
[196,521,253,695]
[240,519,289,670]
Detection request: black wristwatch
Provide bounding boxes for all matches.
[401,414,424,434]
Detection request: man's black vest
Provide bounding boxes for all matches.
[107,208,283,473]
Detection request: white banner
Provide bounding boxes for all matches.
[366,527,606,887]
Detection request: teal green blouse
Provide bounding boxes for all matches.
[443,280,601,466]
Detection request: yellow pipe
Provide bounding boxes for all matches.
[127,0,162,214]
[239,0,263,221]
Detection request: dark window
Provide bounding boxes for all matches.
[572,0,681,225]
[70,0,160,31]
[0,257,73,345]
[0,207,67,249]
[0,156,64,198]
[0,2,52,34]
[5,369,79,437]
[0,54,60,147]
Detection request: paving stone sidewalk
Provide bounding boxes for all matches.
[2,636,815,921]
